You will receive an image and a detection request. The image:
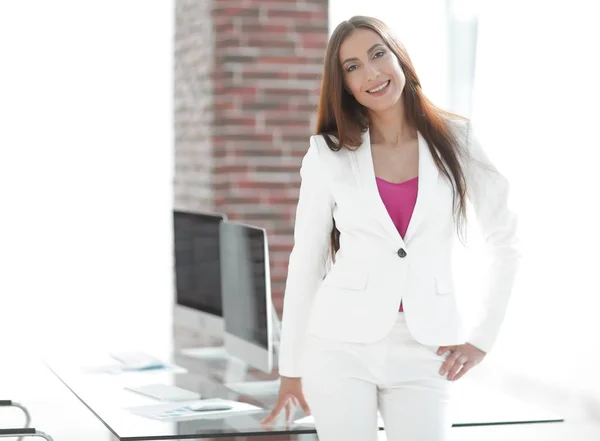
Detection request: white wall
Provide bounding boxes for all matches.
[470,0,600,391]
[0,1,174,359]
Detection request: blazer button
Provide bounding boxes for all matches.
[397,248,407,258]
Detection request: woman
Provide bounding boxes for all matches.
[262,15,519,441]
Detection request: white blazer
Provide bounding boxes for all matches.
[277,119,520,378]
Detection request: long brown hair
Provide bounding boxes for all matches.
[316,16,469,258]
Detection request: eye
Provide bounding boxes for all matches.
[346,64,358,72]
[373,50,385,59]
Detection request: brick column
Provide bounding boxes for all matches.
[174,0,216,210]
[174,0,329,315]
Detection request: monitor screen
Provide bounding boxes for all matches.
[173,211,226,318]
[219,222,271,351]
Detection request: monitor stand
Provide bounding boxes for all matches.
[226,379,281,396]
[224,357,281,396]
[223,307,281,396]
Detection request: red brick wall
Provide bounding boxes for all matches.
[174,0,329,315]
[210,0,329,314]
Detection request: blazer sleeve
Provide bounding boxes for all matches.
[462,121,521,353]
[277,135,334,378]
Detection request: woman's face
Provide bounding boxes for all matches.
[338,28,406,114]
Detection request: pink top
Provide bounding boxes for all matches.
[376,176,419,312]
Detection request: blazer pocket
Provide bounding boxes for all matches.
[321,263,368,291]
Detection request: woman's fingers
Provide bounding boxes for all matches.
[260,395,287,425]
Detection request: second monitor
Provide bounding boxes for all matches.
[219,220,274,374]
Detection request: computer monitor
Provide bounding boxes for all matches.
[219,221,274,374]
[173,210,227,341]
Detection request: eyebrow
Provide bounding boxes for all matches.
[341,43,385,65]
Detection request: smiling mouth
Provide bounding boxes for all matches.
[367,80,390,93]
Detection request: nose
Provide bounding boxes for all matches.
[365,62,380,83]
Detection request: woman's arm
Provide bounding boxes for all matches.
[462,121,521,353]
[277,135,335,377]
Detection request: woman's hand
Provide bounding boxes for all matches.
[260,376,311,426]
[437,343,486,381]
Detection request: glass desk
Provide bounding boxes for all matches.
[45,350,564,440]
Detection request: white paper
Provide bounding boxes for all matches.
[127,398,263,421]
[81,362,187,375]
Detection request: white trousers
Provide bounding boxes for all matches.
[302,313,455,441]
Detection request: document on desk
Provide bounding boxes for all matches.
[79,352,187,375]
[127,398,263,421]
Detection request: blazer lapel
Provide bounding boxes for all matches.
[349,128,440,248]
[350,128,405,249]
[403,131,439,243]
